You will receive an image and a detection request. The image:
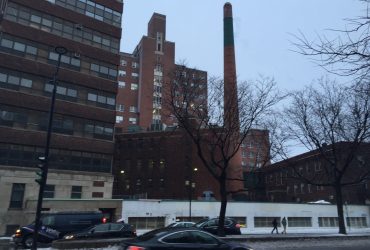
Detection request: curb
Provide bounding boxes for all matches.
[221,234,370,242]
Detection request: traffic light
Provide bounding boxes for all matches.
[35,156,46,185]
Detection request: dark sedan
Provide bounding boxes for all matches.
[120,227,253,250]
[63,223,136,240]
[194,218,241,235]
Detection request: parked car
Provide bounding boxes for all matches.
[193,217,241,235]
[63,222,136,240]
[13,212,108,248]
[166,221,195,228]
[120,227,253,250]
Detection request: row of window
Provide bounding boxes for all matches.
[9,183,82,209]
[125,216,367,230]
[5,2,120,53]
[253,216,367,228]
[0,33,118,80]
[118,70,139,78]
[9,183,107,209]
[116,116,137,124]
[0,143,112,173]
[45,0,122,27]
[120,59,139,68]
[0,67,116,110]
[118,81,138,90]
[0,105,114,140]
[123,178,166,191]
[116,104,138,113]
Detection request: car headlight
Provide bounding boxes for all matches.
[64,235,74,240]
[15,229,22,237]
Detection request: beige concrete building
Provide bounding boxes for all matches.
[0,166,116,236]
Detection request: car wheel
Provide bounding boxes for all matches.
[22,235,34,249]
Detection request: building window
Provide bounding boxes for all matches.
[254,217,280,227]
[44,184,55,198]
[156,32,163,52]
[129,106,137,113]
[116,116,123,123]
[128,217,165,230]
[129,117,137,124]
[120,59,127,66]
[71,186,82,199]
[131,72,139,78]
[319,217,338,227]
[132,62,139,68]
[93,181,105,187]
[287,217,312,227]
[92,192,103,198]
[118,81,125,88]
[346,217,367,228]
[117,104,124,112]
[119,70,126,77]
[131,83,138,90]
[9,183,25,209]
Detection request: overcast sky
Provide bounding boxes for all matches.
[120,0,366,91]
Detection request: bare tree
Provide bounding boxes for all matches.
[283,78,370,234]
[292,0,370,84]
[164,65,284,235]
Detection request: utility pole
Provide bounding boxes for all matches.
[32,46,67,250]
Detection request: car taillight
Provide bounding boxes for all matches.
[102,217,107,223]
[15,229,22,237]
[127,246,146,250]
[235,223,241,228]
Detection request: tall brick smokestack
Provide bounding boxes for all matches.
[223,2,243,195]
[223,2,239,130]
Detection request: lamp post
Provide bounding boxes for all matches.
[32,46,67,250]
[185,167,198,221]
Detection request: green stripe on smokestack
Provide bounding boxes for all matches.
[224,3,234,47]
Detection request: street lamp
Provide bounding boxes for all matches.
[185,167,198,221]
[32,46,67,250]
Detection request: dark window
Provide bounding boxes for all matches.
[44,184,55,198]
[71,186,82,199]
[9,183,25,209]
[190,231,218,244]
[92,192,103,198]
[93,181,104,187]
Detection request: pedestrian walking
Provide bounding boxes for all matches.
[271,218,279,234]
[281,217,287,234]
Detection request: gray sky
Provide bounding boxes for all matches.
[120,0,366,91]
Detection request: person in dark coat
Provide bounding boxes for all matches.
[281,217,287,234]
[271,218,279,234]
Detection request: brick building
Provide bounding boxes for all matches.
[262,143,370,204]
[0,0,122,235]
[113,129,271,201]
[115,13,207,132]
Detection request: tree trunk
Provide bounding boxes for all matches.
[217,176,227,236]
[335,183,347,234]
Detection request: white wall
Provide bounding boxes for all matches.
[121,200,370,234]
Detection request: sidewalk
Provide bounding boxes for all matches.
[222,232,370,242]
